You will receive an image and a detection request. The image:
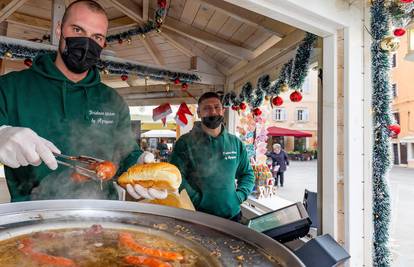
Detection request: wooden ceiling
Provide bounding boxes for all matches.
[0,0,304,105]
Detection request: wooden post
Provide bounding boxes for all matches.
[51,0,66,46]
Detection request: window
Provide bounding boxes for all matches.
[273,108,287,121]
[300,75,311,94]
[393,112,400,125]
[392,53,397,68]
[296,108,309,122]
[392,83,398,98]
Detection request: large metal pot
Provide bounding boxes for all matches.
[0,200,304,266]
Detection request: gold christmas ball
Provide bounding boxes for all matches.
[156,18,163,24]
[165,83,170,92]
[101,68,110,75]
[265,95,271,101]
[156,28,162,33]
[4,51,12,58]
[380,36,400,52]
[127,37,132,45]
[280,83,289,92]
[141,34,146,39]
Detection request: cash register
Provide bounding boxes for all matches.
[246,202,350,267]
[246,202,311,243]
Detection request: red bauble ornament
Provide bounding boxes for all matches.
[118,39,123,44]
[24,58,32,67]
[174,78,180,85]
[400,0,414,3]
[121,74,128,81]
[253,108,262,117]
[393,28,406,37]
[290,91,303,102]
[388,124,401,135]
[239,102,247,111]
[181,83,188,90]
[272,96,283,106]
[158,0,167,8]
[231,105,239,111]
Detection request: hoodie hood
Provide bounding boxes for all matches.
[31,52,101,88]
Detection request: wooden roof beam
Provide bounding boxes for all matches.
[142,0,148,21]
[140,35,165,66]
[105,0,142,23]
[162,16,255,61]
[201,0,295,37]
[161,28,227,75]
[107,2,256,61]
[228,30,305,84]
[0,0,28,23]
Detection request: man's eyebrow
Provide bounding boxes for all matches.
[70,24,85,32]
[93,33,106,38]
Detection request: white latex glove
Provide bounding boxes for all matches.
[137,151,155,164]
[126,184,168,200]
[0,126,60,170]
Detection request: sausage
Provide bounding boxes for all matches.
[124,255,172,267]
[119,232,184,261]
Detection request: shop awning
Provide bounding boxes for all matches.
[267,126,312,137]
[141,130,176,138]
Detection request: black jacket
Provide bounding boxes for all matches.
[266,151,289,172]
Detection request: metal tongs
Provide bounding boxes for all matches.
[54,153,104,182]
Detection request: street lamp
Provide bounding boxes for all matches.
[404,23,414,62]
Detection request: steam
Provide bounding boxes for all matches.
[29,100,138,201]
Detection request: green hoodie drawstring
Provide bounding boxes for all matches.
[83,87,90,121]
[61,81,67,121]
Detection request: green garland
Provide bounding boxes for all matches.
[106,0,168,43]
[0,37,200,83]
[370,1,413,266]
[222,33,317,109]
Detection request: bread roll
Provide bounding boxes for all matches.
[118,162,181,190]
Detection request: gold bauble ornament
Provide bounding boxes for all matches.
[165,83,170,92]
[127,37,132,45]
[156,28,162,33]
[280,83,289,92]
[101,68,110,75]
[265,95,271,101]
[4,51,12,58]
[380,36,400,52]
[156,18,163,24]
[141,34,146,39]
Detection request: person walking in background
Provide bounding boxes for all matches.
[266,143,289,187]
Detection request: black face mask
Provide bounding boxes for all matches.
[60,36,102,74]
[202,115,224,129]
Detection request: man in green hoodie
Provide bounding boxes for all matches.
[0,0,142,201]
[170,92,255,221]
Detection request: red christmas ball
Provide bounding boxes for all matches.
[121,74,128,81]
[158,0,167,8]
[272,96,283,106]
[290,91,303,102]
[393,28,406,37]
[239,102,247,111]
[24,58,32,67]
[174,78,180,85]
[118,39,123,44]
[388,124,401,135]
[181,83,189,90]
[253,108,262,117]
[231,105,239,111]
[400,0,414,3]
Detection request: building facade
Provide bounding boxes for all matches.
[391,38,414,168]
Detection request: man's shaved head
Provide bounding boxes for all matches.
[61,0,107,26]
